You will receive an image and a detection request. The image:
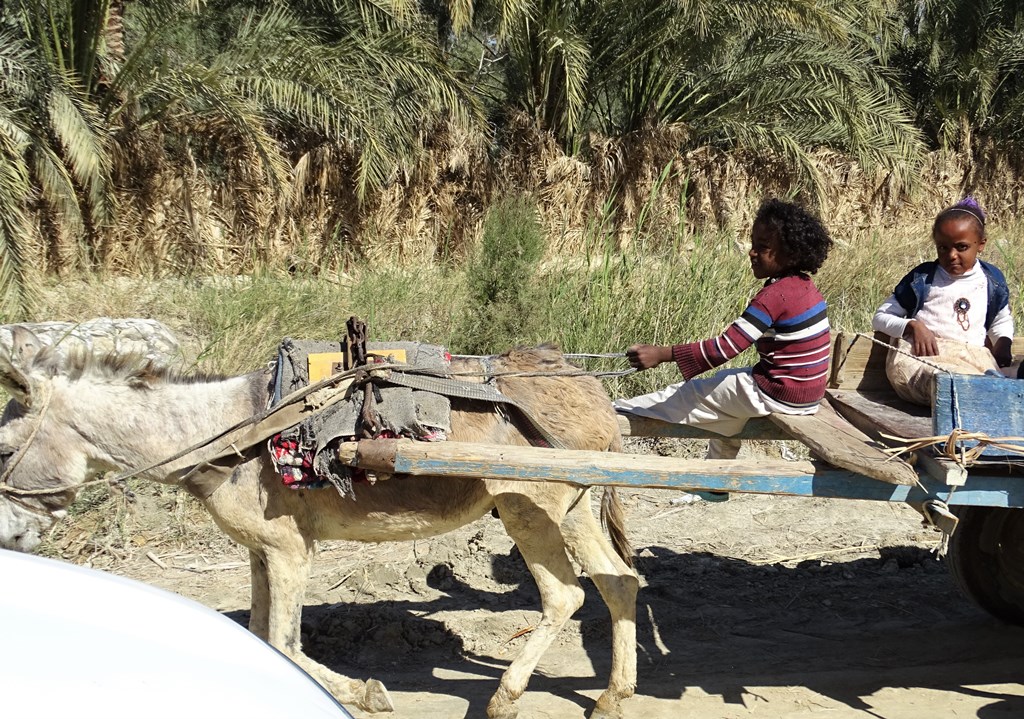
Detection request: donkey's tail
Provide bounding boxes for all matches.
[600,486,634,569]
[599,432,633,567]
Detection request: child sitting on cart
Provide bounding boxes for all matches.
[613,198,834,479]
[871,197,1014,407]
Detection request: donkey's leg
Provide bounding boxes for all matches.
[562,498,639,719]
[487,493,586,719]
[248,549,270,640]
[261,542,394,713]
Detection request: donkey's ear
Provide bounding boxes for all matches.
[0,350,34,408]
[0,325,42,408]
[10,325,43,366]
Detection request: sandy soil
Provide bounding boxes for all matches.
[56,438,1024,719]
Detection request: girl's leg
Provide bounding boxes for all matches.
[615,369,774,502]
[887,338,998,406]
[707,437,742,459]
[698,437,742,502]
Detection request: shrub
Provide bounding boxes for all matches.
[457,195,547,354]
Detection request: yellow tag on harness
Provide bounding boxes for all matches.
[307,348,409,382]
[308,352,347,383]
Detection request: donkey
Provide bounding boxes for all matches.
[0,331,638,719]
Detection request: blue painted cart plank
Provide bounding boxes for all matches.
[933,374,1024,460]
[338,439,1024,509]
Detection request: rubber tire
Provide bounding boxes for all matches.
[946,506,1024,625]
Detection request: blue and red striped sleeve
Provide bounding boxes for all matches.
[670,302,773,380]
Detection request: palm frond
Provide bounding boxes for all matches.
[45,79,112,227]
[678,37,924,191]
[0,108,37,317]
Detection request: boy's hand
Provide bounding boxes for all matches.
[625,344,673,370]
[904,320,939,356]
[992,336,1013,368]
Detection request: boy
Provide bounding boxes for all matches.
[614,199,833,461]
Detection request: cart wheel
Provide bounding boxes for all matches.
[946,506,1024,625]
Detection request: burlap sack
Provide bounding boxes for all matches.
[885,337,998,406]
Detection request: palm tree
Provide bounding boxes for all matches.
[0,53,37,318]
[120,1,479,199]
[625,0,923,192]
[461,0,924,196]
[0,11,111,316]
[106,0,482,268]
[892,0,1024,156]
[1,0,482,292]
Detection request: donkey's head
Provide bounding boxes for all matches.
[0,328,83,551]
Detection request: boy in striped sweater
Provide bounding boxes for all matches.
[614,199,833,471]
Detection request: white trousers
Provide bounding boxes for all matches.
[615,368,819,480]
[613,366,818,437]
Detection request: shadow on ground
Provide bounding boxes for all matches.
[226,543,1024,717]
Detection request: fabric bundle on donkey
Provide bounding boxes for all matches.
[267,338,454,493]
[0,324,639,719]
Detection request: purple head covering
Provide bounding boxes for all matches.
[949,196,986,227]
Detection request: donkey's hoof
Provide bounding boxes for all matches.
[486,696,519,719]
[588,691,627,719]
[362,679,394,713]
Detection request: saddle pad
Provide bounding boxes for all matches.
[270,338,453,495]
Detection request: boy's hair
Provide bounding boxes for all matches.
[754,199,833,274]
[934,196,986,237]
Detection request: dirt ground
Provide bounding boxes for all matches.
[60,437,1024,719]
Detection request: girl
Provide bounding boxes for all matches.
[613,198,834,454]
[872,197,1013,406]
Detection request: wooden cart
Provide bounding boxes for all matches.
[338,332,1024,625]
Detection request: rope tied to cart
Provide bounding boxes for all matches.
[842,330,954,375]
[879,428,1024,468]
[836,331,1024,552]
[841,330,998,469]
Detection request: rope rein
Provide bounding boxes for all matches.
[447,352,635,378]
[841,330,956,376]
[443,367,637,378]
[3,332,1019,512]
[0,385,53,489]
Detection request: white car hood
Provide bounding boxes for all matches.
[0,549,350,718]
